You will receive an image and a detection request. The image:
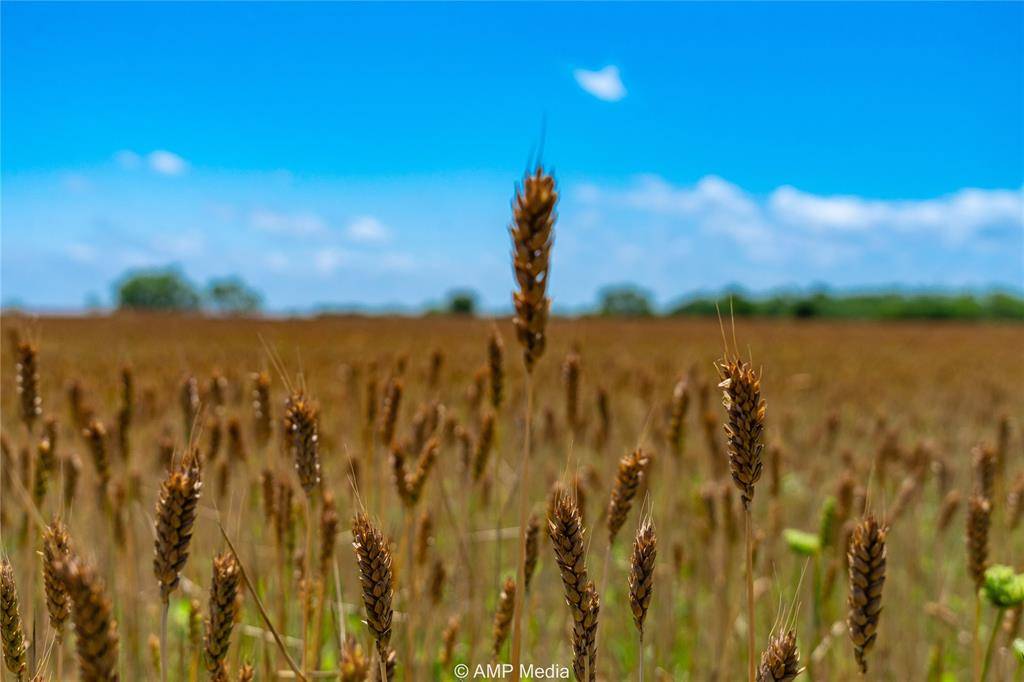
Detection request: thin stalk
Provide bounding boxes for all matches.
[494,421,503,601]
[160,599,169,682]
[378,647,388,682]
[980,607,1005,682]
[745,509,755,682]
[302,495,314,677]
[509,371,534,682]
[638,631,644,682]
[404,509,416,680]
[974,593,982,682]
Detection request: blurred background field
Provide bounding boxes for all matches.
[1,312,1021,679]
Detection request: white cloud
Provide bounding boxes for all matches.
[148,150,188,176]
[579,175,1024,263]
[114,149,188,175]
[573,65,626,102]
[769,185,1024,244]
[250,209,328,237]
[346,216,391,244]
[114,150,142,169]
[314,247,350,274]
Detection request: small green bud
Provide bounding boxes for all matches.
[982,565,1024,609]
[783,528,821,557]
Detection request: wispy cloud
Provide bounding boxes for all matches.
[573,65,626,102]
[769,185,1024,244]
[314,247,350,274]
[580,175,1024,265]
[346,215,391,244]
[250,209,328,237]
[114,149,188,175]
[148,150,188,176]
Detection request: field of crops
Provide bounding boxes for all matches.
[1,310,1022,681]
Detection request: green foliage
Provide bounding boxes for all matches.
[783,528,821,557]
[669,291,1024,321]
[982,565,1024,608]
[115,268,200,311]
[206,276,262,314]
[445,289,477,316]
[1013,638,1024,663]
[596,284,654,317]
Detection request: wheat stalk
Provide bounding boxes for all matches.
[847,515,887,674]
[285,390,322,494]
[472,411,496,483]
[548,488,599,681]
[154,449,203,602]
[180,375,200,441]
[60,555,120,682]
[629,519,657,682]
[42,519,72,642]
[204,551,242,682]
[153,448,202,682]
[717,354,766,682]
[629,520,657,636]
[563,352,581,437]
[15,341,41,432]
[352,512,395,676]
[607,448,650,545]
[967,494,991,590]
[1,560,27,680]
[250,371,273,448]
[524,514,540,594]
[755,630,802,681]
[491,577,516,660]
[488,328,504,411]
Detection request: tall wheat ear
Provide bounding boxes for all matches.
[352,512,395,668]
[847,515,887,674]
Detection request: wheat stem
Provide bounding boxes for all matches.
[509,370,534,682]
[745,508,755,682]
[638,631,644,682]
[159,599,169,682]
[974,593,982,681]
[302,495,314,677]
[980,607,1005,682]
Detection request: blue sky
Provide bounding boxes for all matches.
[2,2,1022,311]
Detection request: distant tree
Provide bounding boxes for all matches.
[115,268,200,311]
[597,285,654,317]
[206,277,263,314]
[446,289,478,316]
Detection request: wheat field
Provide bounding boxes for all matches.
[1,310,1022,681]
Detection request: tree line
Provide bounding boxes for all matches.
[111,268,1023,320]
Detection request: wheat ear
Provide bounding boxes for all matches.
[491,577,516,661]
[755,630,802,681]
[60,555,120,681]
[1,560,27,680]
[847,515,887,674]
[204,551,242,682]
[352,512,395,674]
[607,448,651,545]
